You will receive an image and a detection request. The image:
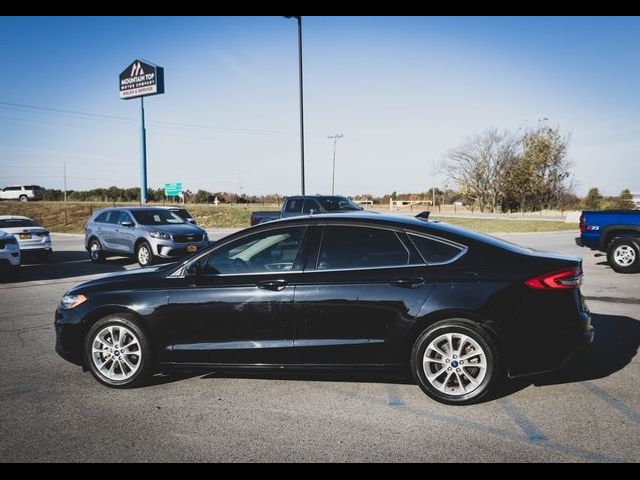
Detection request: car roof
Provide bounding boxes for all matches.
[93,206,177,213]
[0,215,32,221]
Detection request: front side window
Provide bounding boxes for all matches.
[284,199,303,214]
[118,211,134,225]
[409,234,465,264]
[318,196,362,212]
[302,200,320,214]
[132,209,185,226]
[317,226,409,270]
[202,227,306,275]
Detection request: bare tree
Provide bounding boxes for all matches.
[445,129,520,213]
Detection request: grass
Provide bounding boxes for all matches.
[431,216,579,234]
[0,201,578,235]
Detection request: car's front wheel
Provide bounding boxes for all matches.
[411,319,501,405]
[607,238,640,274]
[19,195,28,202]
[136,241,154,267]
[84,315,153,388]
[88,239,105,264]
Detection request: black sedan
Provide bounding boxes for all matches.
[55,214,593,405]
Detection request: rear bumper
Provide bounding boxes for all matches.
[508,311,594,378]
[575,237,583,247]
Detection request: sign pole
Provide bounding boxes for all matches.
[140,96,148,204]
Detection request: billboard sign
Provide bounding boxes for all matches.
[165,182,183,197]
[119,59,165,100]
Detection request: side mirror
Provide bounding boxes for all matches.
[121,221,134,228]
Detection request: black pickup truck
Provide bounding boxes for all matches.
[250,195,364,226]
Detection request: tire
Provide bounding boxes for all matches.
[411,319,501,405]
[84,314,153,388]
[136,241,154,267]
[19,195,28,202]
[88,238,105,264]
[607,238,640,274]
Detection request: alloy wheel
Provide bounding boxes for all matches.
[423,332,488,397]
[91,325,142,382]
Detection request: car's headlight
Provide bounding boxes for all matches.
[149,231,172,240]
[60,294,88,310]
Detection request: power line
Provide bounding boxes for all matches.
[0,101,297,135]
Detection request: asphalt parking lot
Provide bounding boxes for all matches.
[0,230,638,462]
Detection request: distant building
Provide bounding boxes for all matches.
[633,192,640,209]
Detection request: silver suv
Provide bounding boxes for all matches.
[85,207,208,267]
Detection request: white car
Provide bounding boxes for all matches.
[0,230,20,277]
[0,216,52,260]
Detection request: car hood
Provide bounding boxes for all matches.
[69,266,166,293]
[143,224,205,235]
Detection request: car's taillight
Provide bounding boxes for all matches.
[525,267,583,290]
[36,231,49,237]
[579,214,586,233]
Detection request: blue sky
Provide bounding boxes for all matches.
[1,16,639,197]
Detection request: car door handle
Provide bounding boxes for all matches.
[391,277,425,289]
[256,279,288,292]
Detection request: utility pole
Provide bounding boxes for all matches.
[327,134,344,195]
[63,161,67,203]
[284,16,306,195]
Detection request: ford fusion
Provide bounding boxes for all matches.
[56,214,593,405]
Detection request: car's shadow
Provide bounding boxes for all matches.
[0,250,134,284]
[150,313,640,403]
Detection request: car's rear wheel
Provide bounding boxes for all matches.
[84,315,153,388]
[88,239,105,263]
[411,319,501,405]
[607,238,640,274]
[136,241,154,267]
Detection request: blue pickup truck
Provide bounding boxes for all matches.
[576,211,640,273]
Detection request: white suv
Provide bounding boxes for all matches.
[0,230,20,278]
[0,185,45,202]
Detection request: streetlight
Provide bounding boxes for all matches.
[284,15,305,195]
[327,134,343,195]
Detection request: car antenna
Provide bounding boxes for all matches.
[415,211,431,221]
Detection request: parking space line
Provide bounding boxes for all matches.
[317,384,625,462]
[583,382,640,425]
[498,399,548,442]
[385,384,406,409]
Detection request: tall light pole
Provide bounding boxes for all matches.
[327,134,343,195]
[285,15,305,195]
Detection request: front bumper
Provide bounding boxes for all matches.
[55,308,85,366]
[151,240,208,259]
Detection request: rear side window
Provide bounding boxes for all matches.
[409,234,465,264]
[317,226,409,270]
[285,199,303,214]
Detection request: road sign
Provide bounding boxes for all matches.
[119,59,165,100]
[165,183,183,197]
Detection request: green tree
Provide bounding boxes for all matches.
[615,189,636,210]
[584,187,601,210]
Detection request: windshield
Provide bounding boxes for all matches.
[132,210,185,226]
[0,218,37,228]
[319,196,363,212]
